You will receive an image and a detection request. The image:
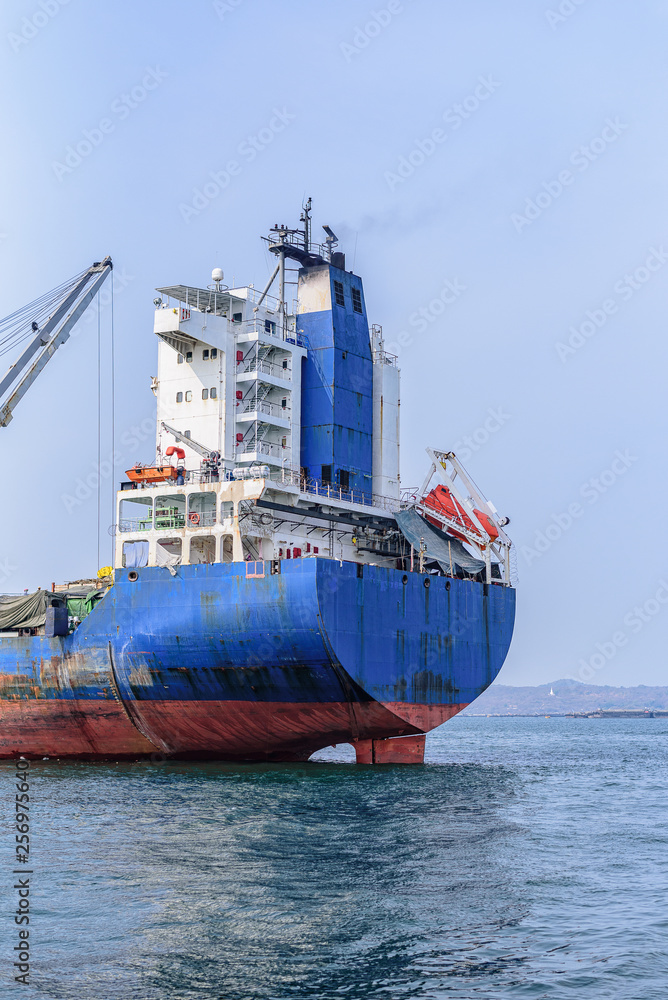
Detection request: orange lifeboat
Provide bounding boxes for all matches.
[424,485,499,544]
[126,465,177,484]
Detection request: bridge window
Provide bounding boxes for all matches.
[190,536,215,564]
[333,280,345,307]
[185,390,192,402]
[202,349,209,360]
[221,535,234,562]
[351,287,363,313]
[210,386,217,399]
[338,469,350,491]
[188,492,217,527]
[186,351,192,362]
[177,354,183,364]
[202,388,209,400]
[122,540,149,568]
[155,495,186,529]
[211,348,218,359]
[156,538,182,569]
[220,501,234,521]
[176,391,183,403]
[119,496,153,532]
[321,465,332,485]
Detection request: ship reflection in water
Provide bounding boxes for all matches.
[19,716,668,999]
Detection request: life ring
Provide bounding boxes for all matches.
[188,512,200,525]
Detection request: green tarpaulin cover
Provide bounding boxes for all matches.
[0,588,105,630]
[0,590,51,630]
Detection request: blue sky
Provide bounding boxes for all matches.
[0,0,666,686]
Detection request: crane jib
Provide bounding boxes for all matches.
[0,257,112,427]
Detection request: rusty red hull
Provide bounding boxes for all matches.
[0,699,156,758]
[0,697,467,761]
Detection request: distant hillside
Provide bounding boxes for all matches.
[461,679,668,716]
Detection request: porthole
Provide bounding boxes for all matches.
[445,581,451,591]
[402,574,408,585]
[424,577,430,589]
[128,570,139,582]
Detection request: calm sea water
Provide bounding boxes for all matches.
[2,716,667,1000]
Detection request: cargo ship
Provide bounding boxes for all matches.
[0,202,515,763]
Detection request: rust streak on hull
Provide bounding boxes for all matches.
[123,698,427,760]
[0,700,158,758]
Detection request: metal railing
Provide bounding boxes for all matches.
[269,468,402,513]
[119,510,217,531]
[238,317,306,347]
[240,398,291,419]
[187,511,217,527]
[372,349,398,367]
[238,358,292,379]
[253,441,290,459]
[118,517,153,533]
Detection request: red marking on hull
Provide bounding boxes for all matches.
[354,734,426,764]
[381,702,469,730]
[0,700,157,759]
[125,699,427,761]
[0,696,468,761]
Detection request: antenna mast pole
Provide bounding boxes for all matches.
[301,197,312,252]
[279,246,286,337]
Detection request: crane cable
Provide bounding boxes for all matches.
[97,294,101,573]
[0,268,89,359]
[110,270,115,568]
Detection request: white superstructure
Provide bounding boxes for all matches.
[115,260,404,574]
[153,280,305,475]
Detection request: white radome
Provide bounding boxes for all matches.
[211,267,224,283]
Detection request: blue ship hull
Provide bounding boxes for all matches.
[0,559,515,761]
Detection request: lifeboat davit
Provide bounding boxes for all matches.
[423,485,499,544]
